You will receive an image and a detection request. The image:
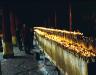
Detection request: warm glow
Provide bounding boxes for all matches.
[34,27,96,57]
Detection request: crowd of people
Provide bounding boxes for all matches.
[16,24,34,54]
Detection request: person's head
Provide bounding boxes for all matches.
[23,24,26,28]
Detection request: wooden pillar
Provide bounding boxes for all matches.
[54,11,57,28]
[10,11,16,45]
[2,9,14,58]
[69,2,72,31]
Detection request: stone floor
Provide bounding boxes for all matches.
[0,45,60,75]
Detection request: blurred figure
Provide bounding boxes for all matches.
[16,25,23,51]
[30,27,34,48]
[0,37,3,52]
[21,24,32,54]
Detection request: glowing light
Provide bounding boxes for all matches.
[34,27,96,57]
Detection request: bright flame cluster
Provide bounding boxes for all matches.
[34,27,96,57]
[34,27,83,35]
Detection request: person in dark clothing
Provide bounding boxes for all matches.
[21,24,32,54]
[0,37,3,52]
[30,28,34,48]
[16,25,23,51]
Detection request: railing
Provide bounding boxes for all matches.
[34,27,96,75]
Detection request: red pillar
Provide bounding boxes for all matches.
[54,11,57,28]
[69,3,72,31]
[10,11,16,45]
[2,9,14,58]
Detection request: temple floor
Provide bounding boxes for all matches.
[0,44,61,75]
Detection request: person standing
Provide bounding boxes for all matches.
[16,25,23,51]
[21,24,32,54]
